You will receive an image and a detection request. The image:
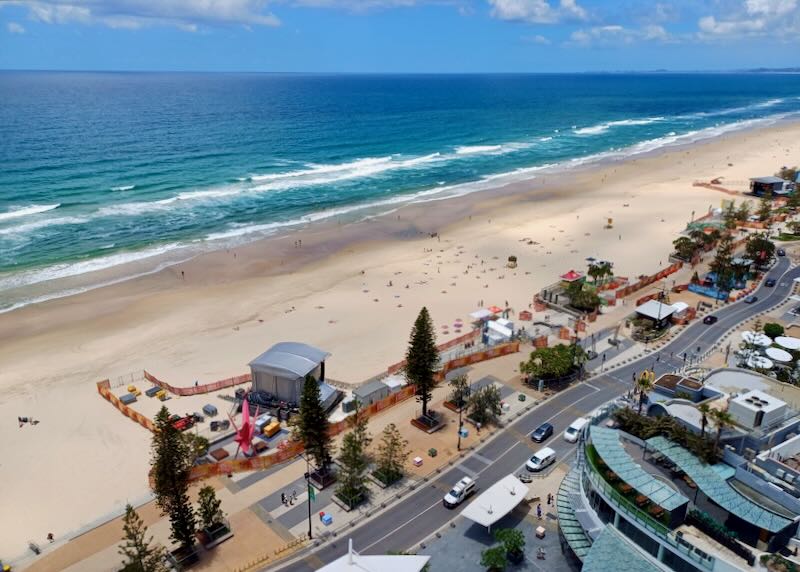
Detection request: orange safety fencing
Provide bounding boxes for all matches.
[97,379,155,432]
[387,329,480,375]
[143,370,252,397]
[436,341,520,381]
[615,262,683,300]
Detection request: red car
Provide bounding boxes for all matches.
[171,415,196,431]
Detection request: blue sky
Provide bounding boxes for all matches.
[1,1,799,72]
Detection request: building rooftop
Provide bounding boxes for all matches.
[646,436,793,533]
[731,390,785,415]
[354,379,389,398]
[635,300,676,321]
[461,474,529,528]
[751,176,786,184]
[591,426,689,511]
[582,526,661,572]
[248,342,330,379]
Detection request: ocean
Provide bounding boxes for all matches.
[2,71,800,312]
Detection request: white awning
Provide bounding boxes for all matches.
[635,300,676,321]
[766,347,793,363]
[470,308,494,320]
[488,320,513,338]
[671,301,689,314]
[776,336,800,350]
[461,474,530,528]
[319,540,430,572]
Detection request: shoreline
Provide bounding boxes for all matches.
[2,113,798,326]
[1,111,797,318]
[1,118,800,560]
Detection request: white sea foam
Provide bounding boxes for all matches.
[0,242,185,292]
[111,185,135,191]
[574,117,664,136]
[0,216,89,237]
[0,204,60,222]
[680,97,787,119]
[455,145,502,155]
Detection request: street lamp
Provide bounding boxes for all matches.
[301,454,315,540]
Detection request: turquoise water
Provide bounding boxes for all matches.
[1,72,800,311]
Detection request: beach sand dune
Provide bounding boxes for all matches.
[1,122,798,559]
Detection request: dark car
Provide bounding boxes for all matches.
[777,249,786,257]
[744,296,758,304]
[531,422,554,443]
[703,315,718,325]
[765,278,776,287]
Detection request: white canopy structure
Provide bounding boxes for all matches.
[461,474,530,530]
[766,347,793,363]
[741,331,772,347]
[635,300,676,321]
[746,355,774,370]
[470,308,494,321]
[318,539,430,572]
[776,336,800,351]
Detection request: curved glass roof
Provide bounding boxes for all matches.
[583,527,661,572]
[590,426,689,511]
[646,436,793,533]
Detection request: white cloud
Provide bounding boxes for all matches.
[488,0,587,24]
[569,23,672,45]
[697,0,800,39]
[7,21,26,33]
[524,33,551,44]
[6,0,280,30]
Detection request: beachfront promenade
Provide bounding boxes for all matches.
[270,256,799,572]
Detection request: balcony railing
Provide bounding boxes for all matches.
[580,443,715,570]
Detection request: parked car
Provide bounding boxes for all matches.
[526,447,557,472]
[777,249,786,257]
[765,279,776,287]
[531,422,554,443]
[443,476,476,508]
[703,315,718,325]
[744,296,758,304]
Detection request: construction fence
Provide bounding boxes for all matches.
[96,379,155,432]
[143,370,252,397]
[615,261,684,300]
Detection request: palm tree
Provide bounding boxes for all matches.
[697,403,711,438]
[711,409,734,452]
[636,371,655,415]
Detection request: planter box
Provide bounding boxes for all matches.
[167,544,200,570]
[369,471,402,489]
[332,491,366,512]
[197,523,234,549]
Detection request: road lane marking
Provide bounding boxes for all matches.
[471,452,493,466]
[360,386,606,553]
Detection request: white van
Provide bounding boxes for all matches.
[443,476,476,508]
[563,417,589,443]
[526,447,556,472]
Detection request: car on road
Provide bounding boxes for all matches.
[531,422,554,442]
[778,249,786,257]
[443,476,476,508]
[526,447,557,472]
[563,417,589,443]
[703,315,718,325]
[744,296,758,304]
[765,278,776,287]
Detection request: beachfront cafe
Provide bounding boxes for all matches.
[750,176,793,197]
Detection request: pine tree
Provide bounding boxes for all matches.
[296,374,334,474]
[336,430,369,508]
[710,233,734,291]
[405,307,439,418]
[151,407,196,549]
[196,486,226,531]
[118,504,167,572]
[375,423,409,484]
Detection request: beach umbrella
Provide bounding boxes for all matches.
[776,336,800,351]
[766,347,793,363]
[488,305,503,314]
[741,331,772,347]
[746,355,774,370]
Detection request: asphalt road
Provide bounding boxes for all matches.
[272,257,798,572]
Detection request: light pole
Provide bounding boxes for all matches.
[302,454,314,540]
[457,402,464,451]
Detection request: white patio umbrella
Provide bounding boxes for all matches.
[741,331,772,347]
[776,336,800,351]
[766,347,793,363]
[746,355,774,370]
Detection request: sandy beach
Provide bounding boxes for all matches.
[2,120,800,559]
